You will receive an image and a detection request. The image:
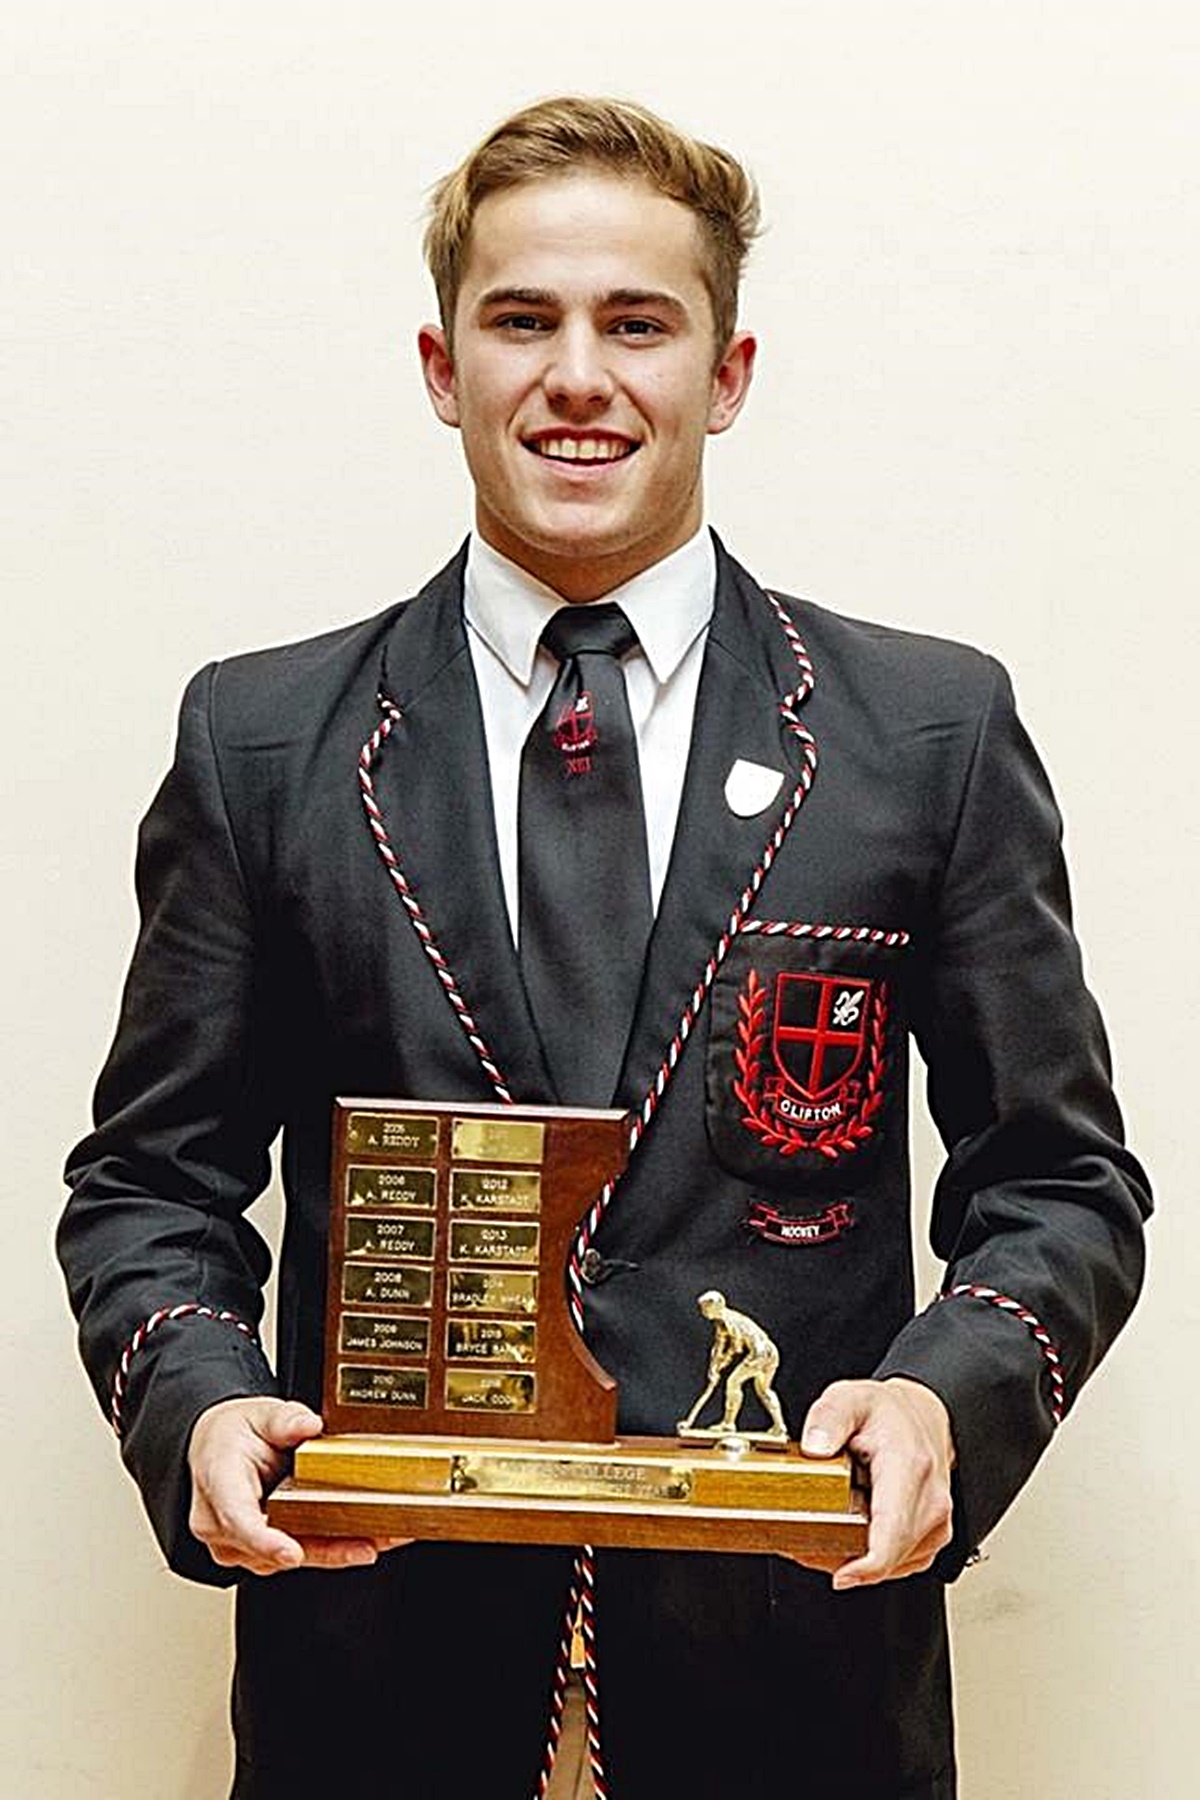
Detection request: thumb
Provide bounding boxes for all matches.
[250,1399,324,1450]
[801,1381,864,1458]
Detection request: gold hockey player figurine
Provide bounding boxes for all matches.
[677,1290,789,1450]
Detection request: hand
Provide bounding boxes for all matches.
[187,1396,411,1576]
[797,1377,955,1590]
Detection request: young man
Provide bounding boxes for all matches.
[59,98,1149,1799]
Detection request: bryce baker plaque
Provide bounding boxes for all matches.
[268,1097,868,1562]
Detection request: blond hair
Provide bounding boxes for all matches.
[424,96,760,353]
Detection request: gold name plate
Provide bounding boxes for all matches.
[450,1451,692,1503]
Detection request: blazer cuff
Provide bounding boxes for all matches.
[120,1315,281,1586]
[874,1293,1057,1579]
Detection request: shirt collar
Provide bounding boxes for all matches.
[464,527,716,688]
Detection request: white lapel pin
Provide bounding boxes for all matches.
[724,758,785,818]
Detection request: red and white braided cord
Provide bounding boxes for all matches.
[737,920,910,947]
[358,701,513,1104]
[110,1303,259,1433]
[577,1546,607,1798]
[938,1283,1065,1426]
[360,588,819,1798]
[537,1558,583,1798]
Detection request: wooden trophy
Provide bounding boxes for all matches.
[268,1098,867,1560]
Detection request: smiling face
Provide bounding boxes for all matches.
[419,172,755,602]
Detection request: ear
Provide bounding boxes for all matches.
[418,323,460,428]
[707,329,757,436]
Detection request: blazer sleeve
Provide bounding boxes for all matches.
[873,655,1151,1575]
[58,664,284,1586]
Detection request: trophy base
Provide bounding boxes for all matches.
[268,1433,868,1563]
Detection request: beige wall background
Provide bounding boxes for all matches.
[4,2,1196,1792]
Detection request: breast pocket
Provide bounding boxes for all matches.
[705,921,912,1208]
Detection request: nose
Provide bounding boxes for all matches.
[543,320,615,413]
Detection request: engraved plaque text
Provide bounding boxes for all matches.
[346,1215,435,1261]
[346,1112,440,1160]
[450,1454,693,1503]
[337,1366,429,1408]
[445,1370,537,1414]
[347,1166,436,1209]
[446,1270,539,1316]
[446,1319,537,1364]
[342,1264,433,1309]
[339,1314,431,1358]
[450,1169,542,1214]
[450,1221,540,1266]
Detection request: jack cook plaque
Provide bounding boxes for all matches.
[268,1098,866,1560]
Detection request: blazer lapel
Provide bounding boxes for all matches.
[374,548,556,1103]
[616,539,816,1108]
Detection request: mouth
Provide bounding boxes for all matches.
[522,433,639,465]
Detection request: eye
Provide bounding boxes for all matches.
[611,318,665,339]
[495,313,552,334]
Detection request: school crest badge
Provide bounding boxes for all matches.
[733,967,889,1160]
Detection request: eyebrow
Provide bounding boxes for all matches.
[475,287,557,310]
[474,285,689,320]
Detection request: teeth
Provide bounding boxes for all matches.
[533,437,632,462]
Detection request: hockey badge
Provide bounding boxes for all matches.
[745,1196,855,1244]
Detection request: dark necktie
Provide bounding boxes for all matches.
[518,602,654,1106]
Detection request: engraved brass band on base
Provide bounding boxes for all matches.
[267,1434,868,1560]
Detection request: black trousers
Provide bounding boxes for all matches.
[230,1544,955,1799]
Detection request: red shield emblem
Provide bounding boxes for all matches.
[772,973,871,1101]
[552,694,597,755]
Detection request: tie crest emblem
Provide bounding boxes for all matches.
[552,693,598,775]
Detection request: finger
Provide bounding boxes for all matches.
[294,1537,388,1570]
[801,1380,868,1458]
[198,1501,306,1572]
[832,1540,945,1589]
[191,1453,306,1571]
[832,1536,921,1587]
[784,1546,847,1574]
[845,1474,910,1582]
[250,1399,325,1451]
[202,1524,305,1574]
[831,1482,951,1589]
[785,1528,943,1582]
[219,1533,412,1575]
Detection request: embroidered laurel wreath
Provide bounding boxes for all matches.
[733,968,889,1160]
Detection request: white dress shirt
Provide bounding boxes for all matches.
[463,528,717,944]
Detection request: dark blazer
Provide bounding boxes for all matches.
[59,539,1149,1800]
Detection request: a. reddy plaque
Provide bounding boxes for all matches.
[268,1098,867,1561]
